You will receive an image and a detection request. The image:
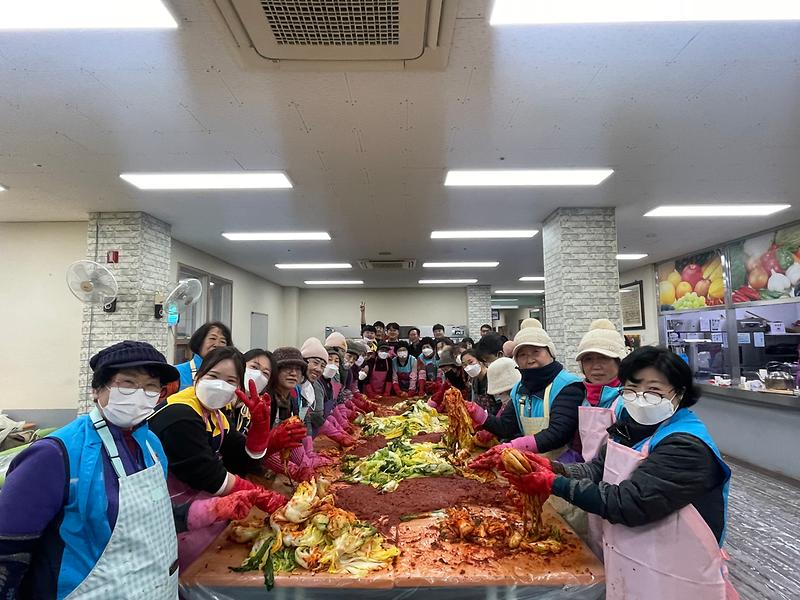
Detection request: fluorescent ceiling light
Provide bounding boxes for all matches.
[223,232,330,241]
[445,169,612,186]
[431,230,538,239]
[0,0,177,29]
[305,280,363,285]
[490,0,800,25]
[519,276,545,282]
[645,204,790,217]
[419,279,478,285]
[275,263,352,270]
[494,290,545,294]
[492,305,519,310]
[491,298,519,302]
[0,184,6,192]
[423,262,499,268]
[616,253,649,260]
[119,172,292,190]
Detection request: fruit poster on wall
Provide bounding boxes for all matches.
[658,250,725,312]
[728,223,800,304]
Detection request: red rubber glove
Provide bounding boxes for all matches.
[513,449,554,473]
[229,475,258,495]
[474,429,498,449]
[465,402,488,427]
[505,471,557,503]
[236,379,272,458]
[288,462,316,483]
[424,381,437,395]
[468,443,510,470]
[188,491,256,529]
[427,381,450,410]
[266,418,306,456]
[250,489,289,514]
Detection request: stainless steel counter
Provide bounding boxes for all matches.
[698,383,800,410]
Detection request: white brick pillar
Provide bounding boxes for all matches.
[466,285,492,339]
[78,212,172,413]
[542,208,621,373]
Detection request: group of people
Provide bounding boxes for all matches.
[0,309,737,598]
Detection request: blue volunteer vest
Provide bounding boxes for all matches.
[50,414,168,599]
[510,369,582,431]
[420,356,439,380]
[631,407,732,545]
[175,354,202,391]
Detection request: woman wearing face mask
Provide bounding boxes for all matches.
[0,342,286,598]
[228,348,274,435]
[500,346,737,600]
[344,340,368,395]
[417,337,440,393]
[364,342,394,398]
[437,346,467,393]
[467,320,584,463]
[461,350,496,412]
[391,341,420,398]
[149,346,304,571]
[175,321,233,391]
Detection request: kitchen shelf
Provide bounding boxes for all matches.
[731,296,800,310]
[659,305,727,316]
[765,333,800,336]
[698,383,800,410]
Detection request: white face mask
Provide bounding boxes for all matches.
[397,350,409,360]
[622,391,678,426]
[358,370,368,381]
[378,351,389,360]
[244,368,268,394]
[422,348,434,358]
[103,387,158,429]
[196,379,237,411]
[356,356,365,367]
[323,363,338,379]
[464,363,482,379]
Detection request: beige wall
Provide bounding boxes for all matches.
[170,241,287,354]
[620,264,660,346]
[0,222,86,410]
[296,288,469,347]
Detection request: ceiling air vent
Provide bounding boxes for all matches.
[358,259,416,271]
[213,0,457,69]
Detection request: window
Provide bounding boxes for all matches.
[174,264,233,361]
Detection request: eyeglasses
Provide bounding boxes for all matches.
[621,390,674,405]
[108,384,162,398]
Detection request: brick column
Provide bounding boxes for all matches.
[542,208,621,373]
[78,212,172,413]
[466,285,492,339]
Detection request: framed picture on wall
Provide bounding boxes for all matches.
[620,280,645,330]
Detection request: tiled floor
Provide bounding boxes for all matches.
[725,459,800,600]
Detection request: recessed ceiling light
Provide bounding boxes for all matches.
[494,290,545,294]
[616,254,649,260]
[119,172,292,190]
[519,276,545,282]
[422,262,499,268]
[305,280,364,285]
[275,263,352,270]
[222,232,330,241]
[419,279,478,285]
[431,230,538,239]
[490,0,800,25]
[644,204,790,217]
[444,169,612,186]
[0,0,178,29]
[492,305,519,310]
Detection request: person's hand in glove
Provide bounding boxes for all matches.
[302,437,333,467]
[266,417,306,456]
[427,381,450,410]
[250,489,288,514]
[424,381,437,395]
[235,379,272,458]
[465,401,488,427]
[505,470,557,503]
[187,490,257,530]
[399,391,409,399]
[468,443,510,470]
[474,429,498,449]
[287,461,316,483]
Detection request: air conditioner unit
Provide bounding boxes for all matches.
[213,0,457,70]
[358,259,416,270]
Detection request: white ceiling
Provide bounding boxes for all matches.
[1,0,799,288]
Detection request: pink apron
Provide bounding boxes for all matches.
[170,409,229,573]
[369,367,389,395]
[601,439,739,600]
[578,396,622,557]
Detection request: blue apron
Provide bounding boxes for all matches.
[175,355,201,391]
